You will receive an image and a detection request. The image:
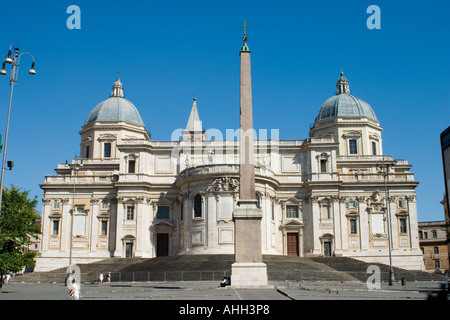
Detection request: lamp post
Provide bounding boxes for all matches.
[379,156,396,286]
[0,45,36,216]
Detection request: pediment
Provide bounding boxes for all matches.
[280,218,303,228]
[151,219,175,228]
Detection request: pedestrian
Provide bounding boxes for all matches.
[99,273,104,284]
[68,278,81,300]
[106,272,111,283]
[220,277,227,287]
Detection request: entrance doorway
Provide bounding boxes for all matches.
[157,233,169,257]
[287,233,299,256]
[125,242,133,258]
[324,241,332,257]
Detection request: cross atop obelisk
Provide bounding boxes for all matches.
[239,20,251,43]
[239,20,251,51]
[231,22,268,288]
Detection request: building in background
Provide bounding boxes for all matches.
[417,126,450,274]
[418,220,449,274]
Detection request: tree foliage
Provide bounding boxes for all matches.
[0,186,41,277]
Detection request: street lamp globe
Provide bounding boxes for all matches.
[4,50,12,64]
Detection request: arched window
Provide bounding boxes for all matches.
[194,194,202,218]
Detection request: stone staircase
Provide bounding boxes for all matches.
[10,258,147,284]
[309,256,447,282]
[10,255,448,284]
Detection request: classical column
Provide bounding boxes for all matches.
[231,23,268,288]
[113,197,125,257]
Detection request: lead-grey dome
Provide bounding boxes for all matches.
[315,71,377,122]
[85,77,146,127]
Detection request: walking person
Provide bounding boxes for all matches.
[99,273,104,284]
[106,272,111,283]
[67,278,82,300]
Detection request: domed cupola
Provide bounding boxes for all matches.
[85,76,146,128]
[314,71,378,123]
[310,71,383,157]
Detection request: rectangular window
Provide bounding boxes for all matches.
[104,143,111,158]
[101,221,108,236]
[349,139,358,155]
[286,205,298,218]
[347,201,358,208]
[320,159,327,173]
[194,195,202,218]
[432,230,437,238]
[126,206,135,220]
[157,206,169,219]
[399,217,408,234]
[434,246,439,254]
[128,160,136,173]
[52,220,59,236]
[52,201,61,210]
[435,260,441,268]
[101,200,110,210]
[398,199,407,208]
[372,141,377,156]
[350,219,358,235]
[85,145,90,159]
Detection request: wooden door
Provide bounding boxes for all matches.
[157,233,169,257]
[125,242,133,258]
[287,233,299,256]
[324,241,332,257]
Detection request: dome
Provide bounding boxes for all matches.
[85,77,146,127]
[315,71,378,122]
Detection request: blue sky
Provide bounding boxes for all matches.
[0,0,448,221]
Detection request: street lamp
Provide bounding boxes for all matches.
[0,45,36,217]
[378,156,397,286]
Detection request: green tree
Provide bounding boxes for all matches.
[0,186,41,282]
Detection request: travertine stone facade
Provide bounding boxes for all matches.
[36,70,424,272]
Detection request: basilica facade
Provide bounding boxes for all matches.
[36,69,424,272]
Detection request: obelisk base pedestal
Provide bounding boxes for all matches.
[231,262,268,288]
[231,200,269,288]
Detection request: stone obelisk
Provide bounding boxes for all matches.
[231,23,268,288]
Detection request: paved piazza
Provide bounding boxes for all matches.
[0,280,445,300]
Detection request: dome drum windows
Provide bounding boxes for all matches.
[98,134,116,159]
[80,136,93,159]
[342,131,362,156]
[369,133,382,156]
